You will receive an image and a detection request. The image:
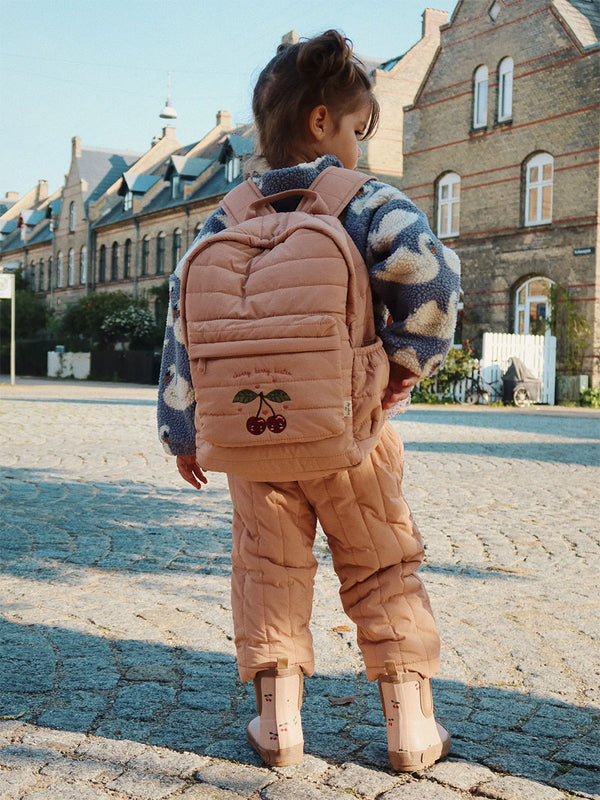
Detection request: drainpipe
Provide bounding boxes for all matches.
[133,217,140,300]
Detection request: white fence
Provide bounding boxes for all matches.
[481,332,556,405]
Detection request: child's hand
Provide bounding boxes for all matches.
[382,363,420,409]
[176,455,208,489]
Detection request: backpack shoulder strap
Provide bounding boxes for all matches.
[305,166,372,218]
[220,179,267,224]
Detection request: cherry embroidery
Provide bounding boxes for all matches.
[233,389,290,436]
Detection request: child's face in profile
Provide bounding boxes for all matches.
[314,102,371,170]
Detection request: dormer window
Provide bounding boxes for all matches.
[171,174,181,199]
[226,156,241,183]
[123,191,133,211]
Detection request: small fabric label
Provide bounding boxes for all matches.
[343,400,353,418]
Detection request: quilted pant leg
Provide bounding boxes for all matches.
[227,475,318,682]
[300,424,440,680]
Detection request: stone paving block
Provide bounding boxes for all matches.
[112,682,176,720]
[107,771,187,800]
[555,742,600,769]
[36,708,100,732]
[553,766,600,799]
[22,786,115,800]
[0,768,42,800]
[483,749,560,784]
[521,716,578,739]
[476,774,566,800]
[194,760,276,794]
[40,755,122,782]
[178,785,248,799]
[127,747,210,777]
[262,779,352,800]
[76,735,148,763]
[272,754,331,781]
[179,691,232,712]
[423,759,496,791]
[379,780,470,799]
[324,760,400,797]
[0,744,57,770]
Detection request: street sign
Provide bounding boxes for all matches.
[0,272,16,384]
[0,272,15,299]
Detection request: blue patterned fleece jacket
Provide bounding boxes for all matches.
[157,155,461,456]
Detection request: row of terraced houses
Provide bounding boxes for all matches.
[1,0,599,384]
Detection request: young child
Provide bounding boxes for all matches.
[158,30,460,772]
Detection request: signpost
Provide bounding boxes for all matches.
[0,272,16,385]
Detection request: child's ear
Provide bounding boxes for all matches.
[308,105,329,142]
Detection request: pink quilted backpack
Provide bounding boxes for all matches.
[179,166,389,481]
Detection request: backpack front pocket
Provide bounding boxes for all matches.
[187,314,348,447]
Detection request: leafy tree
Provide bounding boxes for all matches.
[58,291,135,349]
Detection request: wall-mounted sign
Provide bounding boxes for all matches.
[573,247,595,256]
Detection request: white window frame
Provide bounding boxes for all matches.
[525,153,553,226]
[57,252,64,288]
[80,246,87,285]
[437,173,461,238]
[226,156,241,183]
[473,65,488,129]
[67,248,75,286]
[171,174,181,199]
[514,276,554,335]
[498,57,514,121]
[123,191,133,211]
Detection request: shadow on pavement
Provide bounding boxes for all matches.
[1,616,598,795]
[402,408,600,442]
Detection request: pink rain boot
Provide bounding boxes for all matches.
[378,660,451,772]
[247,657,304,767]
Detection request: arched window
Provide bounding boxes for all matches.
[69,201,76,232]
[39,260,45,292]
[515,277,554,335]
[111,242,119,281]
[67,248,75,286]
[124,239,132,279]
[156,231,165,275]
[141,235,150,276]
[57,252,64,288]
[437,173,460,238]
[80,246,87,285]
[172,228,182,270]
[48,257,53,291]
[497,57,513,121]
[525,153,553,226]
[30,263,36,291]
[98,245,106,283]
[473,65,488,129]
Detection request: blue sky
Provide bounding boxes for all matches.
[0,0,457,199]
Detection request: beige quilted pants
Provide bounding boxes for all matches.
[228,423,440,682]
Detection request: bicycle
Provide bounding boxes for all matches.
[454,366,503,404]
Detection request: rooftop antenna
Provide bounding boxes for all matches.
[160,72,178,120]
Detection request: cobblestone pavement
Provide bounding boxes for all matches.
[1,377,599,800]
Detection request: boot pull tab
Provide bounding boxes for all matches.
[384,660,399,679]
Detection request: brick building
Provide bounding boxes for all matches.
[401,0,600,383]
[0,14,449,326]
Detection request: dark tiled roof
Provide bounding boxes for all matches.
[169,155,212,178]
[77,147,141,209]
[122,172,162,194]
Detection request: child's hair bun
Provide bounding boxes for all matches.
[296,30,357,87]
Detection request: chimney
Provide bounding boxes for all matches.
[162,125,176,140]
[281,30,300,46]
[5,191,19,201]
[422,8,448,37]
[36,179,48,202]
[72,135,82,159]
[216,110,232,129]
